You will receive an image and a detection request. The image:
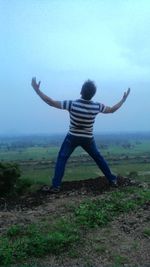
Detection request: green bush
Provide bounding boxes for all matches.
[0,162,21,196]
[15,178,33,194]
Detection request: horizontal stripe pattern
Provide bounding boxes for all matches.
[61,99,105,138]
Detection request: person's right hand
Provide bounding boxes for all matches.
[31,77,41,93]
[122,88,130,102]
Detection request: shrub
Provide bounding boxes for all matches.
[0,162,21,196]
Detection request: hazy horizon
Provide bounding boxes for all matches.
[1,0,150,135]
[1,130,150,139]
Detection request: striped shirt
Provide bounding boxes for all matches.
[60,98,106,138]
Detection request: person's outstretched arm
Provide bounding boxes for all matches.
[103,88,130,113]
[31,77,61,109]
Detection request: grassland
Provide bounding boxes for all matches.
[0,133,150,266]
[1,133,150,185]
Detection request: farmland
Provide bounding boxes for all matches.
[0,132,150,185]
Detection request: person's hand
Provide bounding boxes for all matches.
[31,77,41,93]
[122,88,130,102]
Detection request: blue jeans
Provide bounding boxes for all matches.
[52,133,116,187]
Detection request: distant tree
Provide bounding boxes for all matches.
[0,162,21,196]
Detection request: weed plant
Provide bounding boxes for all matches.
[74,187,150,228]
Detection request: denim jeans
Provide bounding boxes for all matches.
[52,133,116,188]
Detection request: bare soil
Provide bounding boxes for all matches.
[0,176,133,211]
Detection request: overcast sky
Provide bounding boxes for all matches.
[0,0,150,135]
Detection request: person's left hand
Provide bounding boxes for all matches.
[31,77,41,92]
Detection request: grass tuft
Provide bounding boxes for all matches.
[74,188,150,228]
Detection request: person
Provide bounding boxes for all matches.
[31,77,130,192]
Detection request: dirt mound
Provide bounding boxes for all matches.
[61,175,133,192]
[0,176,135,211]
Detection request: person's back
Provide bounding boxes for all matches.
[61,98,105,138]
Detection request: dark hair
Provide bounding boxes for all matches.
[81,80,97,100]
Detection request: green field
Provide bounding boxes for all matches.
[0,133,150,186]
[1,138,150,161]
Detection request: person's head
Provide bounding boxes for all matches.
[80,80,97,100]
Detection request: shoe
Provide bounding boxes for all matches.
[49,186,61,193]
[109,178,118,188]
[41,185,61,193]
